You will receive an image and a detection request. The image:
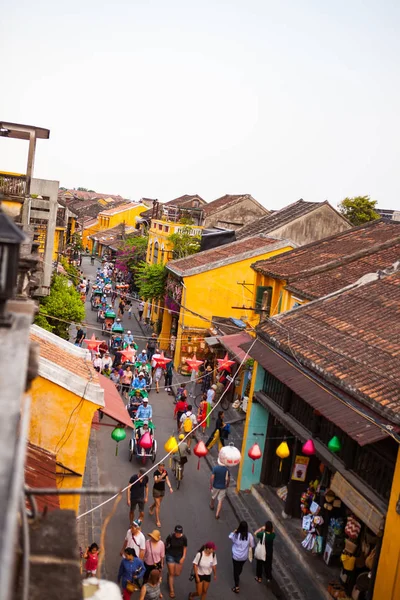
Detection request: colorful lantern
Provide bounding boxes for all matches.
[139,431,153,450]
[302,439,316,456]
[153,352,172,369]
[328,436,342,453]
[217,353,236,373]
[186,354,204,372]
[164,436,179,454]
[248,442,262,474]
[83,334,102,352]
[193,440,208,470]
[121,347,136,363]
[218,443,241,467]
[111,427,126,456]
[276,441,290,471]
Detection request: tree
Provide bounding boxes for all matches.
[115,235,149,279]
[338,196,380,226]
[167,226,201,259]
[36,275,85,339]
[77,187,89,192]
[135,263,167,301]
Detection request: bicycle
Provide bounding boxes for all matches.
[171,459,184,490]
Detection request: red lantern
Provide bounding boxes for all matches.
[153,351,172,369]
[139,431,153,450]
[248,443,262,474]
[186,354,203,372]
[217,353,235,373]
[121,347,136,363]
[83,334,102,352]
[193,440,208,470]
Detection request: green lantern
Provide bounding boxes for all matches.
[111,427,126,455]
[328,435,342,453]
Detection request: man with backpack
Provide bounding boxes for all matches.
[179,405,197,454]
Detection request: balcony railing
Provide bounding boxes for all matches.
[152,203,204,226]
[0,172,27,199]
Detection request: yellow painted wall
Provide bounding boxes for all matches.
[86,204,145,252]
[247,272,307,327]
[52,227,65,261]
[29,376,101,512]
[374,447,400,600]
[146,220,204,265]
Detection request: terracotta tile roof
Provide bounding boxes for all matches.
[167,236,287,277]
[99,201,143,216]
[90,224,140,245]
[257,267,400,423]
[236,199,323,240]
[165,194,206,207]
[253,220,400,282]
[218,332,253,363]
[25,442,60,512]
[98,374,133,428]
[30,332,98,382]
[203,194,253,216]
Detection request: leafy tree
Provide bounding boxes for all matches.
[338,196,380,226]
[115,235,149,278]
[77,187,89,192]
[167,226,201,259]
[38,275,85,339]
[60,257,80,284]
[34,313,54,333]
[135,262,167,301]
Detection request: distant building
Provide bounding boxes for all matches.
[202,193,269,230]
[376,208,400,222]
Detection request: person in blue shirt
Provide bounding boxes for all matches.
[124,330,134,346]
[132,372,147,389]
[138,349,148,364]
[118,547,145,598]
[112,318,123,332]
[136,398,152,421]
[209,463,230,520]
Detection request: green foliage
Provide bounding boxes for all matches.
[60,257,80,284]
[338,196,380,226]
[38,274,85,339]
[70,232,84,251]
[167,226,201,259]
[34,313,54,333]
[115,235,149,276]
[77,187,89,191]
[135,262,167,301]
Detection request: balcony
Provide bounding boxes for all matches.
[0,172,27,200]
[152,203,204,226]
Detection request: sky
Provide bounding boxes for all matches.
[1,0,399,209]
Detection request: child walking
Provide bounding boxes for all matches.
[84,543,100,577]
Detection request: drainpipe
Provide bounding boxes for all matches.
[181,281,187,332]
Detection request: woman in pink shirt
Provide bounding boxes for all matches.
[143,529,165,582]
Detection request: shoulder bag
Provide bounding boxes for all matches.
[254,533,266,561]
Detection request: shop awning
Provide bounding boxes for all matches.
[98,374,133,428]
[25,442,60,512]
[205,336,220,347]
[218,332,253,363]
[243,340,397,445]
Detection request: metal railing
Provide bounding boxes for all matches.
[0,172,27,199]
[152,203,204,226]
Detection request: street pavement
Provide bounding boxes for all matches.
[77,256,276,600]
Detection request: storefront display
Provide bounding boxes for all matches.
[179,330,209,374]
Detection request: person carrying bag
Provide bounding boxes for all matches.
[254,521,275,583]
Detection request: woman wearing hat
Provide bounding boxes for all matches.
[188,542,217,600]
[143,530,165,582]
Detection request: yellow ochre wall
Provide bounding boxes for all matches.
[85,204,146,251]
[374,447,400,600]
[29,376,101,512]
[249,271,306,326]
[146,220,204,266]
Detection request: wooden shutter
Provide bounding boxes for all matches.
[255,286,272,316]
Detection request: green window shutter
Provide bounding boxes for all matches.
[255,286,272,316]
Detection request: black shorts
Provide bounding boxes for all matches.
[199,574,211,582]
[130,499,145,512]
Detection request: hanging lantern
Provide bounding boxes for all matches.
[139,431,153,450]
[248,443,262,474]
[83,334,102,352]
[328,436,342,453]
[302,439,316,456]
[276,441,290,471]
[193,440,208,470]
[164,436,179,454]
[121,347,136,363]
[111,427,126,456]
[218,443,241,467]
[217,353,236,373]
[186,354,204,372]
[153,351,172,368]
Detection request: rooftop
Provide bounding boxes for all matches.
[167,235,290,277]
[25,442,59,512]
[257,265,400,424]
[203,194,261,216]
[236,199,327,240]
[90,223,140,246]
[99,201,145,216]
[0,120,50,140]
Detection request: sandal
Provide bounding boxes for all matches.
[149,506,155,516]
[156,521,161,527]
[169,593,175,599]
[255,577,262,583]
[232,587,239,593]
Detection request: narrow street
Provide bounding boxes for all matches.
[79,257,276,600]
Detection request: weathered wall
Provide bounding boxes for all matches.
[205,197,269,230]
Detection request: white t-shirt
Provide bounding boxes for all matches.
[193,551,217,576]
[125,529,146,555]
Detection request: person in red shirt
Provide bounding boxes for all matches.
[174,397,188,431]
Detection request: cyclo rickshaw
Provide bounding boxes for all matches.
[102,307,116,334]
[97,300,107,323]
[128,418,157,463]
[91,288,103,311]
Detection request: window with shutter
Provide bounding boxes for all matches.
[255,286,272,316]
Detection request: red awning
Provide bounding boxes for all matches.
[98,374,133,428]
[25,442,60,512]
[218,332,253,363]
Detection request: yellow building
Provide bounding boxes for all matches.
[29,325,132,512]
[84,201,147,252]
[164,236,294,370]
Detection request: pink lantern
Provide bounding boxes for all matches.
[83,334,102,352]
[217,353,236,373]
[193,440,208,470]
[153,351,172,369]
[218,443,241,467]
[248,442,262,474]
[139,432,153,450]
[186,354,204,372]
[302,439,316,456]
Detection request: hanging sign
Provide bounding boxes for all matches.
[291,455,310,482]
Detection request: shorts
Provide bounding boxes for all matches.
[199,574,211,582]
[130,499,145,513]
[166,554,181,564]
[153,488,165,499]
[211,487,226,502]
[86,570,97,576]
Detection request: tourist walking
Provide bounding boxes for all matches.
[205,411,225,450]
[143,530,165,582]
[139,569,162,600]
[229,521,255,593]
[164,356,173,392]
[174,395,188,431]
[149,463,173,527]
[120,520,146,561]
[127,468,149,525]
[209,461,230,519]
[118,548,146,600]
[188,542,217,600]
[179,405,197,453]
[254,521,275,583]
[138,300,145,321]
[146,333,158,360]
[165,525,187,599]
[83,543,100,577]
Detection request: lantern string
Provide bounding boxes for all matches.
[76,336,258,520]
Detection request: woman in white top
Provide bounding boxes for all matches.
[188,542,217,600]
[229,521,254,594]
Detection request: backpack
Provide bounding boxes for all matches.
[183,414,193,433]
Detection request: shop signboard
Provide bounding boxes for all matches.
[291,455,310,482]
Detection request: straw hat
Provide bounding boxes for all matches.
[148,529,161,542]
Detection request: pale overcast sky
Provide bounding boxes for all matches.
[1,0,399,209]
